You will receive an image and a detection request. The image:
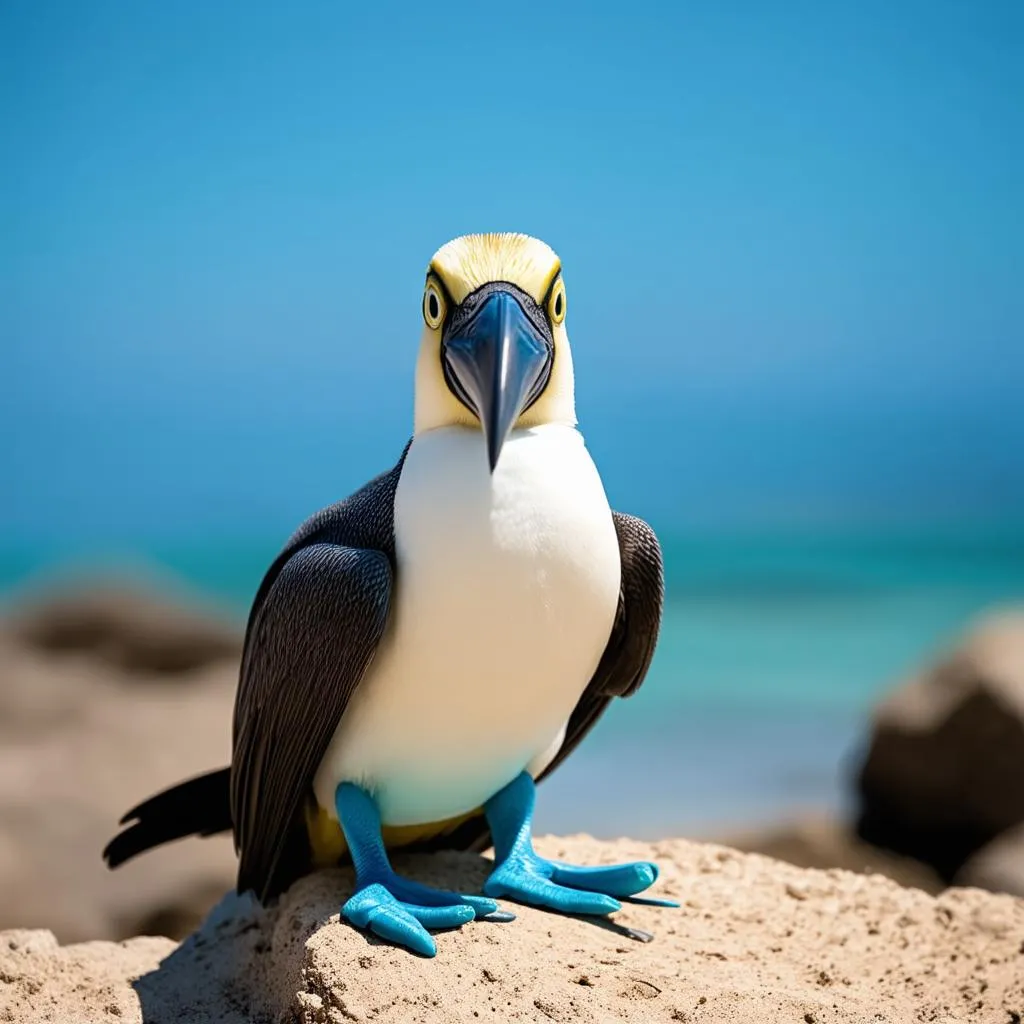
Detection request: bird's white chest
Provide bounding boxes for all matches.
[313,425,621,826]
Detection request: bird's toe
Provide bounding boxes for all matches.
[342,882,439,956]
[386,874,499,918]
[483,854,623,916]
[549,859,660,897]
[341,873,510,956]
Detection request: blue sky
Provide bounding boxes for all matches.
[2,0,1022,544]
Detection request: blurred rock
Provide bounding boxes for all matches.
[0,631,102,737]
[855,608,1024,881]
[718,814,944,893]
[5,582,242,676]
[0,582,239,943]
[955,823,1024,897]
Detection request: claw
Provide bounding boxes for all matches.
[480,909,517,923]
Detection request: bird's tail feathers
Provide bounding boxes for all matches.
[103,767,233,869]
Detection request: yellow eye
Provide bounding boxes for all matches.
[548,276,566,325]
[423,280,446,330]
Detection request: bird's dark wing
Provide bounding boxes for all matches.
[423,510,665,854]
[103,449,409,884]
[536,511,664,776]
[231,542,392,901]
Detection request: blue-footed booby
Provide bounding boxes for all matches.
[104,233,674,956]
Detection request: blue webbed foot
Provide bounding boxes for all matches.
[336,783,508,957]
[485,853,664,914]
[342,882,485,958]
[483,772,679,916]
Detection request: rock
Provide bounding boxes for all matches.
[855,608,1024,880]
[2,837,1022,1023]
[4,582,242,676]
[718,815,944,893]
[0,590,239,943]
[0,929,177,1023]
[955,824,1024,897]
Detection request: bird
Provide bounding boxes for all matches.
[103,232,673,956]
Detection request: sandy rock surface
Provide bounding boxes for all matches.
[3,837,1023,1024]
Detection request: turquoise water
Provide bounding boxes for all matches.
[3,527,1023,836]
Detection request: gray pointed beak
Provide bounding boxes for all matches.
[443,290,551,472]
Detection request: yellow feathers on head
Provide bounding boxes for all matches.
[413,233,577,436]
[427,233,562,305]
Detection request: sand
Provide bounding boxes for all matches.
[3,836,1022,1024]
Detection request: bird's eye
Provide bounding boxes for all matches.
[423,281,446,330]
[547,277,566,326]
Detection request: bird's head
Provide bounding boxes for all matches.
[414,233,576,472]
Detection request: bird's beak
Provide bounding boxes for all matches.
[444,290,551,473]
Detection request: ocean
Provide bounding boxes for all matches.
[3,526,1023,838]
